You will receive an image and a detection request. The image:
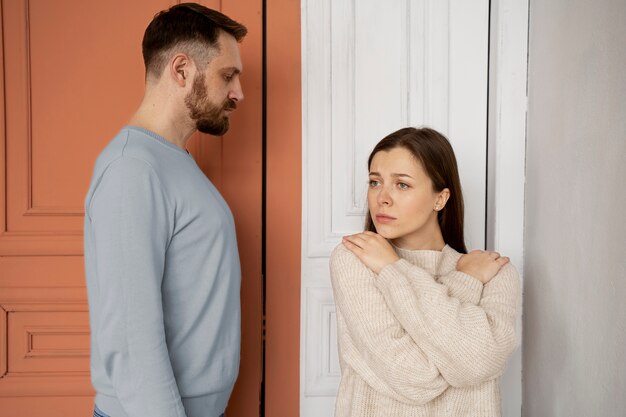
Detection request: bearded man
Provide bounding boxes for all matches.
[83,4,246,417]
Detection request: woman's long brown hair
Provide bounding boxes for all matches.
[364,127,467,254]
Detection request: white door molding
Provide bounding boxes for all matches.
[300,0,528,415]
[487,0,530,416]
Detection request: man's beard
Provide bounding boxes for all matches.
[185,73,237,136]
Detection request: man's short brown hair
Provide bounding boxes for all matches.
[142,2,247,79]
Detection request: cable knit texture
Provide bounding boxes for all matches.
[329,243,520,417]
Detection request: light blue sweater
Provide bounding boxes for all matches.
[84,127,241,417]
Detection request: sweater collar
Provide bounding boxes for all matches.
[392,244,462,276]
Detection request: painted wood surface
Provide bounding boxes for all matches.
[0,1,262,415]
[301,0,491,415]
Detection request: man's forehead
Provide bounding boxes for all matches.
[209,51,243,72]
[216,31,241,52]
[209,57,242,72]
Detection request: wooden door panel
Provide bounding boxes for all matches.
[264,0,302,415]
[206,2,263,416]
[0,253,89,399]
[0,0,262,415]
[0,256,85,287]
[2,0,167,236]
[0,300,90,397]
[9,311,90,373]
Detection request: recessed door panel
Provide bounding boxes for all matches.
[0,1,262,416]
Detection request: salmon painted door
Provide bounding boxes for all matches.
[0,1,262,416]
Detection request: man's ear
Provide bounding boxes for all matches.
[170,53,192,86]
[434,188,451,211]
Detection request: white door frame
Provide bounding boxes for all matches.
[299,0,530,414]
[486,0,529,415]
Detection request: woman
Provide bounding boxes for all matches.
[330,127,519,416]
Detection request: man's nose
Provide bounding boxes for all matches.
[229,79,244,102]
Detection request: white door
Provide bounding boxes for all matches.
[300,0,520,416]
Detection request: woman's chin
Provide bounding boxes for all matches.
[375,227,399,240]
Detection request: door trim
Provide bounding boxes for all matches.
[264,0,302,416]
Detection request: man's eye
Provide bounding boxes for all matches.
[224,74,234,82]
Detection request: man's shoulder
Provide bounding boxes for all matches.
[116,128,176,166]
[93,128,130,167]
[95,127,179,178]
[86,130,169,210]
[99,154,160,181]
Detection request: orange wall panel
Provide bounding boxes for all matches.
[9,311,89,374]
[0,0,263,416]
[265,0,302,416]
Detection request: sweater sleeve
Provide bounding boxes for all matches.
[437,270,484,305]
[87,157,187,417]
[330,245,449,404]
[375,258,520,388]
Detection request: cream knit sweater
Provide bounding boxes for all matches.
[329,243,520,417]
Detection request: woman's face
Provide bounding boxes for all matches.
[367,147,449,249]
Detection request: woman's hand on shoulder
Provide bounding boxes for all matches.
[342,231,400,274]
[457,250,510,284]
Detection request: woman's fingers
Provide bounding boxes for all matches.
[457,249,510,284]
[343,232,398,274]
[343,233,376,248]
[496,256,510,266]
[343,234,366,248]
[342,238,364,254]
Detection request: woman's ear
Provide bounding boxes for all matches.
[434,188,450,211]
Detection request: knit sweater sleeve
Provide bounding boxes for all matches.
[87,157,187,417]
[375,258,520,388]
[330,244,449,404]
[437,270,484,305]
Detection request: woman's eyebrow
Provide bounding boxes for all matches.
[369,171,413,179]
[391,173,414,179]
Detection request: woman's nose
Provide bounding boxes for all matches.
[377,187,392,206]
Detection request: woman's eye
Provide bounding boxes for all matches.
[397,182,409,190]
[368,180,380,187]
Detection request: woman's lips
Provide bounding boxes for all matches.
[375,214,396,224]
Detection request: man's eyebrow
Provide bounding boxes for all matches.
[221,67,241,74]
[369,171,414,179]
